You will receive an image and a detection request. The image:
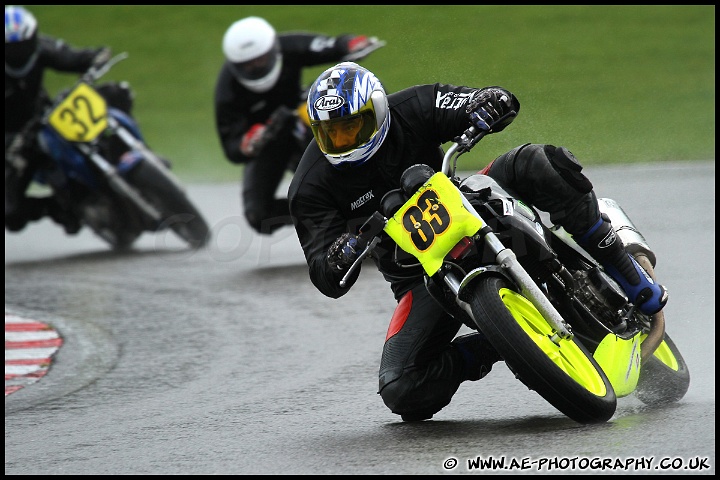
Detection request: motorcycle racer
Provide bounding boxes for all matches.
[288,62,668,422]
[214,16,384,234]
[5,5,122,234]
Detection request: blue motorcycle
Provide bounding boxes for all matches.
[13,53,210,250]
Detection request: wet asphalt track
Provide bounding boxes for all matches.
[4,161,715,475]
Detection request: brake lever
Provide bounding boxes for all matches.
[340,236,380,287]
[339,211,387,287]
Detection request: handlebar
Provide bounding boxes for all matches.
[441,125,490,179]
[83,52,129,84]
[339,211,386,287]
[441,110,517,178]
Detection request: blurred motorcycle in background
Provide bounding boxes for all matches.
[5,53,210,250]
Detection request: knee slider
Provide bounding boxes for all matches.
[546,145,593,194]
[379,375,448,418]
[378,374,411,413]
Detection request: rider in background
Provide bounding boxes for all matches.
[214,16,384,235]
[288,62,669,422]
[4,5,125,234]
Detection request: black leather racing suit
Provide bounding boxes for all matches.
[288,83,601,419]
[214,32,366,234]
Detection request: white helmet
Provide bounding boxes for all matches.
[5,5,39,78]
[222,16,282,94]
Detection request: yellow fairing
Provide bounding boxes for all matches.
[593,332,642,397]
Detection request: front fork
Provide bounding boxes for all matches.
[445,229,574,341]
[75,142,162,224]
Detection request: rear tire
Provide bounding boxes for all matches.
[126,160,210,249]
[469,275,617,423]
[635,334,690,405]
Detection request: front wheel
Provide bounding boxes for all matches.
[469,275,617,424]
[79,195,142,250]
[126,160,210,249]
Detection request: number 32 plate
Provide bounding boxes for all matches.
[48,83,108,142]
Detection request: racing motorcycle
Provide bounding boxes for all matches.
[341,125,690,424]
[5,53,210,250]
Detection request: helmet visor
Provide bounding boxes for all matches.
[229,40,280,82]
[5,36,37,69]
[310,108,377,156]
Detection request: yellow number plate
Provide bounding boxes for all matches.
[384,172,484,276]
[48,83,108,142]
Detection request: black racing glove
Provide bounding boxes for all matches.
[240,106,295,158]
[340,35,386,62]
[327,233,361,272]
[466,86,519,133]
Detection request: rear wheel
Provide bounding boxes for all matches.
[126,160,210,249]
[469,275,617,423]
[635,334,690,405]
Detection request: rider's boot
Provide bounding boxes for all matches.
[577,214,668,316]
[45,197,81,234]
[453,332,502,382]
[5,198,45,231]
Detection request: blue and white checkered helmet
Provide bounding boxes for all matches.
[307,62,390,168]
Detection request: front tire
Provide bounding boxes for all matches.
[126,160,210,249]
[468,275,617,423]
[78,194,142,250]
